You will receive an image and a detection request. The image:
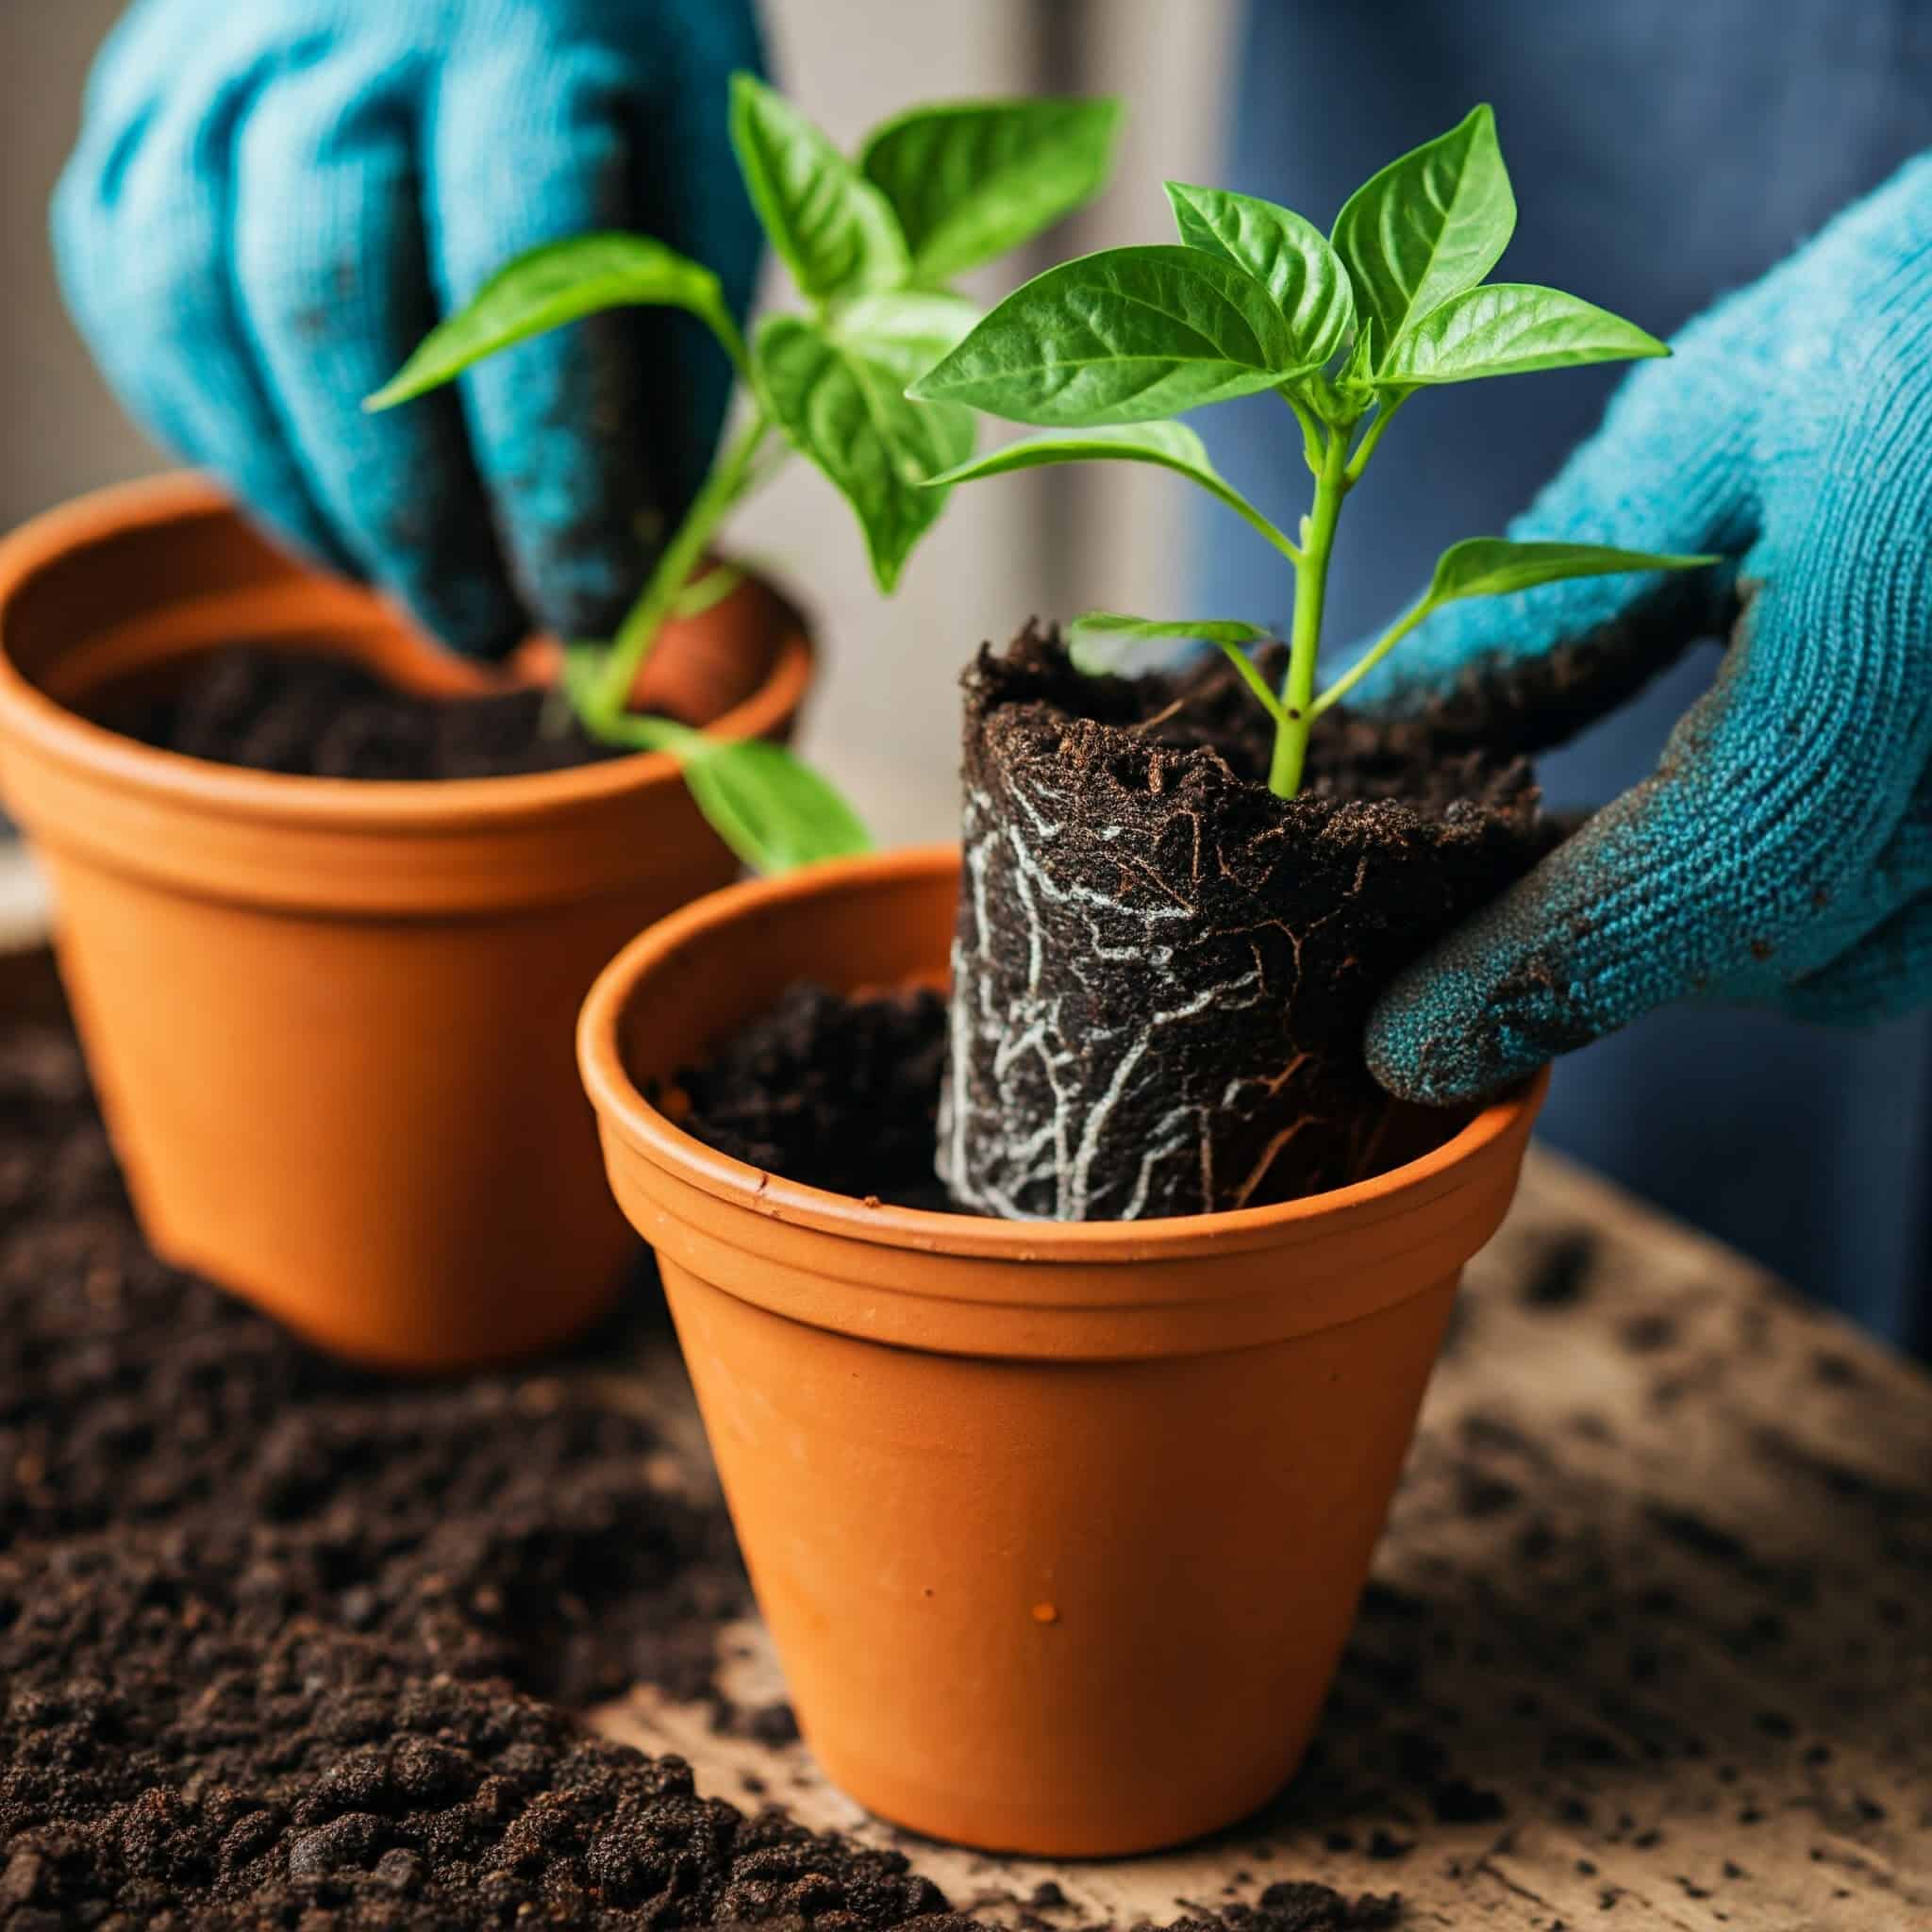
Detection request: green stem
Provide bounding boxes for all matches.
[1309,593,1435,718]
[671,561,744,622]
[585,410,774,730]
[1214,641,1291,726]
[1344,391,1406,486]
[1283,386,1325,476]
[1268,423,1351,796]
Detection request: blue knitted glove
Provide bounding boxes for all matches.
[1359,154,1932,1105]
[55,0,761,658]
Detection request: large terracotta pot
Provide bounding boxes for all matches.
[0,474,811,1370]
[578,846,1546,1857]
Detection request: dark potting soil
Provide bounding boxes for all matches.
[939,626,1557,1219]
[0,1016,1401,1930]
[665,982,955,1211]
[101,646,630,780]
[0,1020,751,1719]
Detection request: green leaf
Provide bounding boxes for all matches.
[678,738,874,875]
[755,313,973,591]
[1375,284,1668,385]
[571,707,871,874]
[858,97,1122,284]
[1427,537,1717,603]
[365,233,740,408]
[834,290,979,381]
[1070,611,1284,721]
[1331,104,1515,363]
[728,73,908,300]
[906,245,1314,426]
[1163,183,1353,369]
[923,422,1291,552]
[1336,318,1381,402]
[1071,611,1272,649]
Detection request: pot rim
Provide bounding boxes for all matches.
[0,472,812,833]
[579,844,1548,1263]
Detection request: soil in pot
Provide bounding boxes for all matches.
[938,625,1557,1220]
[93,576,776,781]
[662,981,953,1209]
[99,644,634,779]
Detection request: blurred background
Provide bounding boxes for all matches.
[0,0,1238,862]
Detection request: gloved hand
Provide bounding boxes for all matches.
[1357,152,1932,1106]
[55,0,761,658]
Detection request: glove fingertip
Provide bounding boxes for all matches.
[1362,976,1495,1108]
[1364,945,1592,1108]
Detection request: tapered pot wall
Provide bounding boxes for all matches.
[0,475,812,1370]
[579,849,1546,1857]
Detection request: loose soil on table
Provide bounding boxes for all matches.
[101,646,632,780]
[0,1015,1397,1930]
[941,627,1555,1219]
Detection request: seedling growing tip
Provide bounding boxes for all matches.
[912,105,1715,796]
[370,78,1121,870]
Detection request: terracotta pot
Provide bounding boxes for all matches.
[579,846,1547,1857]
[0,474,812,1371]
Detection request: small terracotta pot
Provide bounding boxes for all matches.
[0,474,811,1371]
[579,847,1547,1857]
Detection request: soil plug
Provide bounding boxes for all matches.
[910,107,1715,1216]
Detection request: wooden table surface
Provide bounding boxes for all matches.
[594,1150,1932,1932]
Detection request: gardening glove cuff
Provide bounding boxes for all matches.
[1355,152,1932,1102]
[55,0,762,659]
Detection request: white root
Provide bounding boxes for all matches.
[939,759,1346,1222]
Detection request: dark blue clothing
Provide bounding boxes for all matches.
[1208,0,1932,1349]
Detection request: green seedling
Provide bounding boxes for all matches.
[370,79,1121,869]
[912,106,1715,796]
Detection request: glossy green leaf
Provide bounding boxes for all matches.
[907,245,1312,426]
[1310,536,1718,722]
[365,233,739,408]
[859,97,1122,284]
[1375,284,1668,385]
[1427,537,1717,603]
[755,314,973,591]
[1071,611,1272,649]
[1335,318,1382,405]
[923,421,1291,550]
[572,706,871,874]
[835,290,979,382]
[678,738,874,875]
[729,74,908,299]
[1331,104,1515,362]
[1070,611,1284,719]
[1164,182,1353,369]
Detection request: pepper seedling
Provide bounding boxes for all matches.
[911,106,1715,796]
[369,77,1120,868]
